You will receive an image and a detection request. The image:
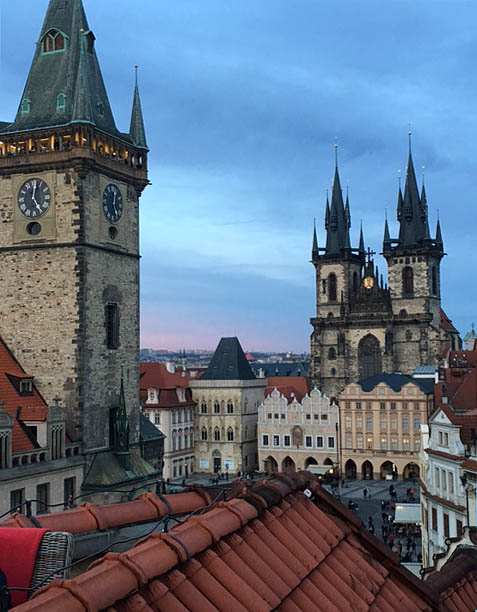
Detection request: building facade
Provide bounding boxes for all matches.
[0,0,148,451]
[191,338,266,475]
[258,388,339,474]
[339,374,433,480]
[140,362,196,480]
[309,144,455,398]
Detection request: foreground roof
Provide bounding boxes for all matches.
[13,472,447,611]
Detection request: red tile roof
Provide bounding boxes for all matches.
[0,336,49,453]
[440,309,458,333]
[139,362,195,408]
[12,472,448,612]
[265,376,310,402]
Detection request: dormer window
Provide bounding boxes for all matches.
[97,102,105,117]
[19,380,33,396]
[56,93,67,111]
[20,99,31,115]
[176,388,186,403]
[86,31,96,54]
[42,29,68,54]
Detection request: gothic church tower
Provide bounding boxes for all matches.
[0,0,149,450]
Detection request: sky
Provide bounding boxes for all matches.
[1,0,476,352]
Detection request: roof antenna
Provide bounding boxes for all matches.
[397,169,402,188]
[334,140,338,169]
[421,166,425,187]
[134,64,139,87]
[408,126,412,154]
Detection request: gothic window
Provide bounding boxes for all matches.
[227,428,234,441]
[105,303,119,349]
[399,309,408,317]
[328,347,336,360]
[214,428,220,441]
[201,427,207,441]
[402,266,414,295]
[213,402,220,414]
[327,312,334,319]
[200,402,207,414]
[358,334,382,380]
[42,30,66,54]
[328,273,337,302]
[431,266,437,295]
[226,401,234,414]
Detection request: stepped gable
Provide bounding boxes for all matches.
[201,337,256,380]
[11,472,450,611]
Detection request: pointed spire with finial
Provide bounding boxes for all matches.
[345,188,351,229]
[114,370,130,468]
[324,192,330,230]
[435,217,443,247]
[359,221,365,254]
[383,217,391,247]
[312,218,319,261]
[129,65,148,150]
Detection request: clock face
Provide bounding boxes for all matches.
[18,178,51,219]
[102,184,123,223]
[363,276,374,290]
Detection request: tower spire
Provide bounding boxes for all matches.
[114,371,130,469]
[129,65,148,150]
[359,221,365,254]
[312,218,319,261]
[325,146,349,255]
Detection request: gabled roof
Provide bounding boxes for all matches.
[12,472,444,611]
[140,362,190,389]
[265,376,310,402]
[0,337,49,452]
[1,0,123,139]
[441,309,459,333]
[201,337,256,381]
[139,413,165,442]
[357,373,435,394]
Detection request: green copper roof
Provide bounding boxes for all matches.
[1,0,123,139]
[83,447,159,489]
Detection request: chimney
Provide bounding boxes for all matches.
[165,360,176,374]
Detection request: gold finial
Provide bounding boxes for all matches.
[80,28,84,33]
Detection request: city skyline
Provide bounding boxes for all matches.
[2,0,476,352]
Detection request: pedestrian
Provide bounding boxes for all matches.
[381,500,386,510]
[363,488,368,498]
[389,532,395,546]
[381,511,387,523]
[368,516,374,528]
[411,540,416,553]
[369,525,375,535]
[226,471,229,480]
[381,524,386,537]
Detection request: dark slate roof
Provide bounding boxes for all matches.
[139,413,165,442]
[357,373,435,394]
[325,166,351,255]
[201,337,256,380]
[129,71,148,149]
[1,0,125,139]
[83,447,159,489]
[250,361,309,377]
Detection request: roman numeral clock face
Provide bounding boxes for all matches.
[17,179,51,218]
[102,184,123,223]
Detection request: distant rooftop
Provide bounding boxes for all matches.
[357,373,435,394]
[201,337,256,381]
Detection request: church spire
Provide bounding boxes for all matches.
[325,148,349,256]
[383,218,391,247]
[359,223,365,254]
[311,219,319,262]
[1,0,119,137]
[129,66,148,150]
[435,218,444,247]
[114,373,130,469]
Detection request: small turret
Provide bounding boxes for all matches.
[129,66,148,150]
[312,220,319,262]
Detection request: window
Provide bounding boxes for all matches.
[413,418,420,431]
[402,418,409,431]
[380,416,386,430]
[328,273,337,301]
[86,31,95,54]
[105,303,119,349]
[42,29,66,54]
[328,436,335,448]
[345,416,352,429]
[345,401,351,410]
[456,519,463,538]
[201,402,207,414]
[143,411,150,420]
[444,432,449,446]
[227,401,234,414]
[413,402,420,410]
[380,437,387,450]
[390,437,397,450]
[56,93,67,111]
[435,467,440,488]
[356,402,362,410]
[305,436,313,448]
[214,428,220,441]
[214,402,220,414]
[366,436,373,449]
[356,415,362,429]
[380,402,386,411]
[321,414,328,422]
[390,417,397,431]
[328,347,336,360]
[63,478,75,508]
[21,99,31,114]
[390,402,396,411]
[262,434,269,447]
[284,435,290,447]
[414,439,420,451]
[305,414,311,420]
[273,435,280,447]
[36,483,49,515]
[316,436,323,448]
[403,267,414,295]
[403,402,408,410]
[356,436,363,449]
[431,507,437,531]
[365,416,373,430]
[227,428,234,441]
[345,434,352,448]
[330,368,336,376]
[10,488,25,514]
[442,469,447,491]
[443,513,449,538]
[97,102,105,117]
[448,472,454,493]
[19,380,33,395]
[405,330,412,341]
[402,437,409,451]
[366,402,372,411]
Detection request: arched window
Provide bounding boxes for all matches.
[327,312,334,319]
[42,29,67,54]
[402,267,414,295]
[172,430,177,451]
[227,401,234,414]
[227,428,234,441]
[328,347,337,360]
[200,401,207,414]
[20,99,31,115]
[431,267,437,295]
[353,271,358,293]
[328,273,337,302]
[201,427,207,441]
[358,334,382,379]
[399,309,408,317]
[57,93,67,111]
[214,428,220,441]
[213,402,220,414]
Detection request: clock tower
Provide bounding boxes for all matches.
[0,0,149,450]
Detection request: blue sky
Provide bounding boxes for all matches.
[1,0,476,352]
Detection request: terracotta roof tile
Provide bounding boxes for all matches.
[265,376,310,402]
[12,473,462,612]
